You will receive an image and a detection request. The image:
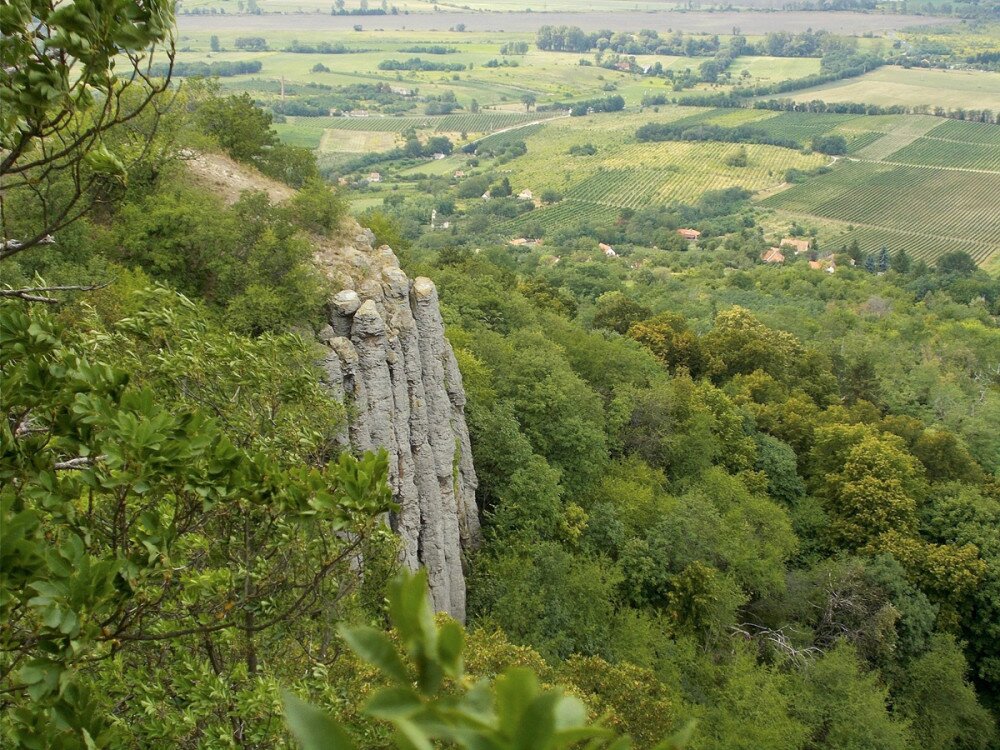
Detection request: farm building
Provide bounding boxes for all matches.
[453,170,466,178]
[809,258,837,273]
[433,153,446,160]
[677,228,701,240]
[366,172,382,183]
[599,242,617,257]
[761,247,786,264]
[518,189,533,201]
[780,237,811,254]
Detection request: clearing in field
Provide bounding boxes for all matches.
[787,67,1000,112]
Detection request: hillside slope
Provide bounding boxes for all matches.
[187,152,480,620]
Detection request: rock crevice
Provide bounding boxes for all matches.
[317,227,479,621]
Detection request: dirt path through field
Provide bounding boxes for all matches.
[468,113,568,144]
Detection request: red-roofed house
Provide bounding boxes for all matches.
[677,228,701,241]
[780,237,811,254]
[761,247,785,264]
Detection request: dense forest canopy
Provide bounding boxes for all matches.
[2,3,1000,750]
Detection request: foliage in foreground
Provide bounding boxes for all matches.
[0,293,394,748]
[285,570,694,750]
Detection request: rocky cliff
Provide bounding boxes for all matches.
[314,227,480,621]
[183,154,477,619]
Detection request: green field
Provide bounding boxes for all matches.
[886,138,1000,171]
[925,119,1000,145]
[498,108,828,206]
[495,201,623,233]
[788,67,1000,111]
[168,22,1000,270]
[762,159,1000,265]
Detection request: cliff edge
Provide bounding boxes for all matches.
[186,152,479,621]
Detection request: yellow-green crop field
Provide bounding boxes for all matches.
[498,109,828,207]
[788,67,1000,112]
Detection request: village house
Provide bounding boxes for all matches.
[809,258,837,273]
[761,247,786,264]
[599,242,617,257]
[677,228,701,241]
[453,170,466,178]
[517,188,533,201]
[780,237,811,255]
[366,172,382,183]
[481,190,492,200]
[432,153,446,160]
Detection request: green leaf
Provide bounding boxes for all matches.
[495,668,539,735]
[650,720,696,750]
[339,625,409,685]
[437,620,464,678]
[364,686,422,720]
[283,691,357,750]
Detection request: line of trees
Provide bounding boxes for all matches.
[378,57,466,72]
[150,60,263,78]
[636,121,801,149]
[537,26,863,59]
[399,45,457,54]
[284,40,371,53]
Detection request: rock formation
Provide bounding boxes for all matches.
[315,226,480,621]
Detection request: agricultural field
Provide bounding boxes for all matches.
[886,138,1000,171]
[850,115,942,160]
[728,55,821,85]
[164,18,1000,271]
[495,201,622,234]
[495,108,828,207]
[761,159,1000,266]
[176,9,954,35]
[787,67,1000,112]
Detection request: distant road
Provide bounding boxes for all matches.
[178,10,954,36]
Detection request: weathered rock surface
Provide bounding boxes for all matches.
[316,226,480,621]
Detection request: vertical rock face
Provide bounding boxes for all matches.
[315,226,480,621]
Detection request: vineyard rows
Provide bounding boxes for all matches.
[751,112,856,142]
[844,132,885,154]
[926,119,1000,146]
[504,139,825,212]
[886,138,1000,171]
[853,115,941,160]
[475,123,547,150]
[567,168,688,208]
[823,224,997,266]
[496,200,620,233]
[763,161,1000,264]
